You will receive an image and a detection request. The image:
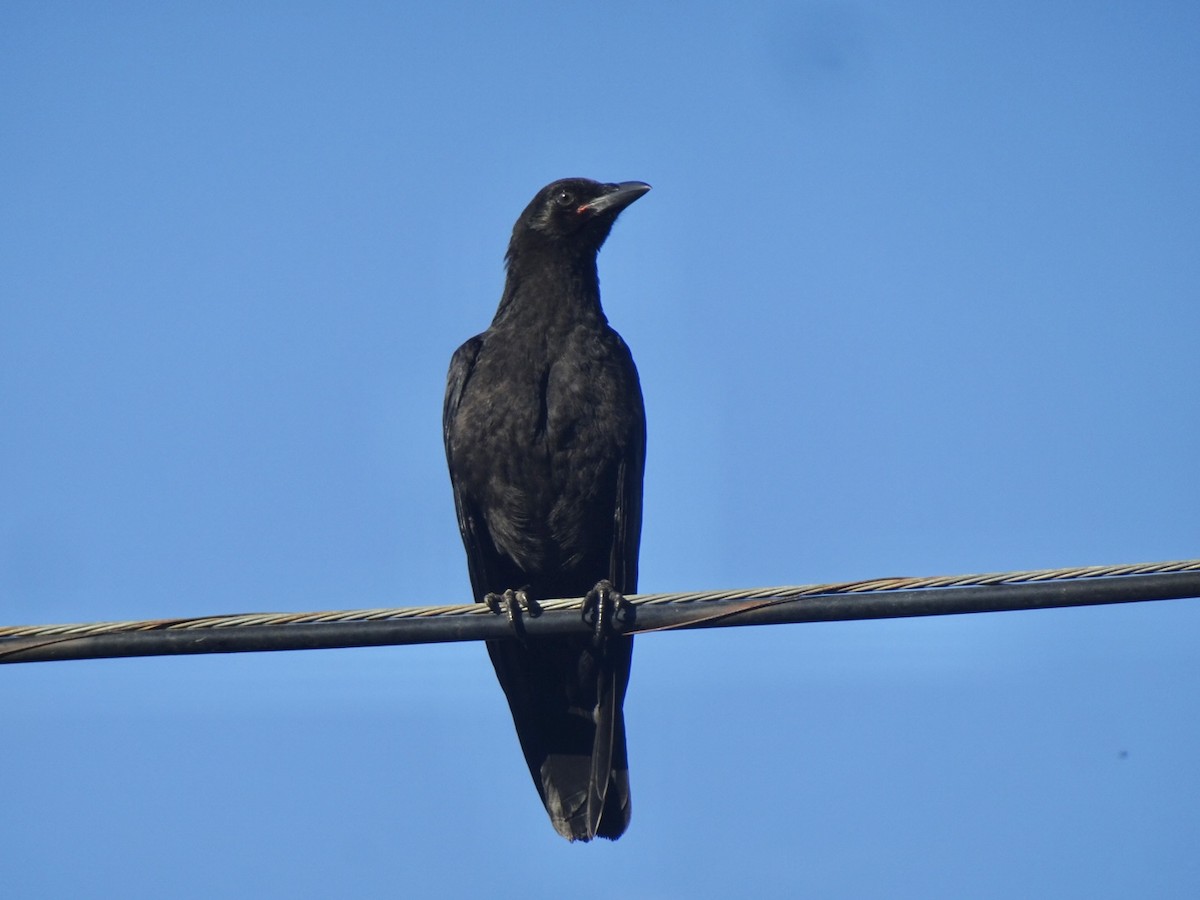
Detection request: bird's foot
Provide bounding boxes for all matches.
[582,580,632,646]
[483,587,540,641]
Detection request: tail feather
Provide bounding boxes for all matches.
[487,635,632,841]
[585,655,617,836]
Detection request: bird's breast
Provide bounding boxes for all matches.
[450,329,637,576]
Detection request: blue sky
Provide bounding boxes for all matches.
[3,2,1199,897]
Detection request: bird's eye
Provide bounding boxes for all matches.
[554,189,575,208]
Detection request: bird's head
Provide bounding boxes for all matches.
[507,178,650,264]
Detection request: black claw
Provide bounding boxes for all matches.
[583,579,628,646]
[517,588,542,618]
[614,591,634,629]
[581,581,604,629]
[483,588,539,642]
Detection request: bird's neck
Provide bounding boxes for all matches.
[492,251,606,330]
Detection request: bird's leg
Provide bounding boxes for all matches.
[582,579,632,647]
[483,587,540,641]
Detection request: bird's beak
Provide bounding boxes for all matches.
[580,181,651,216]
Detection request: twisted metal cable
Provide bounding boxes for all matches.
[2,558,1198,664]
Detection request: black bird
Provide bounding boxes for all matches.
[443,178,649,841]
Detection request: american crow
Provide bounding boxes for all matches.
[443,178,649,841]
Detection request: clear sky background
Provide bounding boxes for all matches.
[3,2,1199,897]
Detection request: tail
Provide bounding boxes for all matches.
[486,634,633,841]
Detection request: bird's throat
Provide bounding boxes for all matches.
[493,253,605,329]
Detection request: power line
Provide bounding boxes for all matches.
[2,559,1198,665]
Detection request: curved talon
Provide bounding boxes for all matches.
[518,589,543,618]
[614,592,634,629]
[483,588,538,642]
[581,581,605,628]
[583,580,627,646]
